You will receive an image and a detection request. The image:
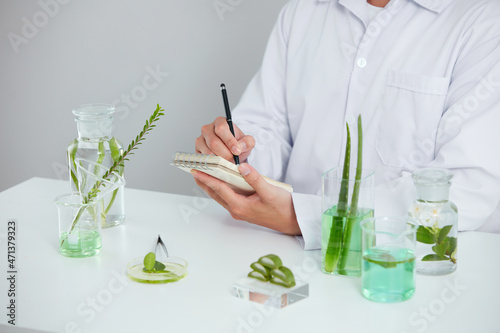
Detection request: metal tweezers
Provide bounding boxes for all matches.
[155,235,169,258]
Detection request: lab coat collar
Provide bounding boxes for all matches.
[318,0,453,14]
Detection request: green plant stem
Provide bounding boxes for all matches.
[324,123,351,273]
[60,104,165,247]
[338,115,363,271]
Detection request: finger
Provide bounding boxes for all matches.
[237,135,255,161]
[191,169,242,208]
[238,163,275,200]
[214,117,243,156]
[200,120,234,160]
[192,171,231,210]
[195,134,214,155]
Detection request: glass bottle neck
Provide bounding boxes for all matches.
[415,184,450,202]
[75,117,113,141]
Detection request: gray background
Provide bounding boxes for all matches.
[0,0,289,195]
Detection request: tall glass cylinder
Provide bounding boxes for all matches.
[321,167,374,277]
[67,104,125,228]
[408,168,458,275]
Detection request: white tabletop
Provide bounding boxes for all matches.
[0,178,499,333]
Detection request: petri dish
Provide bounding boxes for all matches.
[127,256,188,284]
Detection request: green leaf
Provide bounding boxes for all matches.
[446,237,457,256]
[108,138,122,164]
[432,241,449,258]
[422,254,447,261]
[437,225,453,244]
[144,252,156,271]
[324,215,344,272]
[337,123,351,215]
[416,225,437,244]
[153,261,166,271]
[364,250,398,268]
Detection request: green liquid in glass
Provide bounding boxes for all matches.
[60,230,101,257]
[321,207,373,277]
[362,247,416,303]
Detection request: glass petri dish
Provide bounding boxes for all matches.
[127,256,188,284]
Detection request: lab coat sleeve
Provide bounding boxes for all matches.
[232,1,324,249]
[292,193,322,250]
[231,1,296,182]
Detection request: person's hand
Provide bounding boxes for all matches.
[192,163,301,236]
[195,116,255,162]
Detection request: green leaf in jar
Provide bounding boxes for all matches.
[432,241,449,258]
[437,225,453,244]
[421,254,447,261]
[416,225,437,244]
[446,237,457,256]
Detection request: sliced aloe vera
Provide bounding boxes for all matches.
[271,266,296,287]
[248,270,269,282]
[258,254,283,269]
[248,254,296,288]
[250,262,271,280]
[270,277,295,288]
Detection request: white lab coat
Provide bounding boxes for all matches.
[232,0,500,250]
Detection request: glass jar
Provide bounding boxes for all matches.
[408,168,457,275]
[67,104,125,228]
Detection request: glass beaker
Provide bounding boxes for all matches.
[360,217,417,303]
[321,167,374,277]
[55,193,102,257]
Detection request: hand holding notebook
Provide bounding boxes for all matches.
[171,152,293,195]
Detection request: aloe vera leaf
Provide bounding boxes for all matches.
[338,115,363,271]
[349,115,363,218]
[337,124,351,215]
[324,123,351,272]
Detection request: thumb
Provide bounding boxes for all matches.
[238,163,270,195]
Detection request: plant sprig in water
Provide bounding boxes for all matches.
[61,104,165,246]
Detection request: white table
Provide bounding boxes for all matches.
[0,178,498,333]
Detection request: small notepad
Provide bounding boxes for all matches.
[171,152,293,195]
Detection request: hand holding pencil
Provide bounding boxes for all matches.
[194,84,255,164]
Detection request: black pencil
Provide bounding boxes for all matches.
[220,83,240,165]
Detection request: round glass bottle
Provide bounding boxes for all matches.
[67,104,125,228]
[408,168,457,275]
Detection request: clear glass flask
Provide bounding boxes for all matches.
[408,168,457,275]
[67,104,125,228]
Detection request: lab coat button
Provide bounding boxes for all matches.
[357,58,367,68]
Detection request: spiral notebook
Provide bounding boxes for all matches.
[171,152,293,195]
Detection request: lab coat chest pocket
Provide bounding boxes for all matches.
[375,70,450,168]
